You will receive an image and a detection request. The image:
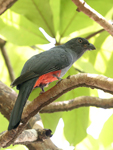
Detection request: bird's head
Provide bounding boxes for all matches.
[64,37,96,54]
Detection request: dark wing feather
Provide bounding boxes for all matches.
[11,71,39,87]
[11,46,73,87]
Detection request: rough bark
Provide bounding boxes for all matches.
[0,0,17,15]
[40,96,113,113]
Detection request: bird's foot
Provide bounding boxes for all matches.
[39,90,45,95]
[39,84,45,94]
[53,74,62,85]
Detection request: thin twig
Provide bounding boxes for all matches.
[74,67,85,73]
[85,29,105,40]
[0,44,15,82]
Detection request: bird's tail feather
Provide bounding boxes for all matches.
[8,78,37,130]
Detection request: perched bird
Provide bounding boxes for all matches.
[8,37,95,130]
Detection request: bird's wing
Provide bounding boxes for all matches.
[11,46,73,87]
[11,71,38,87]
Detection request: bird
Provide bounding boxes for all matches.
[8,37,95,130]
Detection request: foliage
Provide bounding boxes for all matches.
[0,0,113,149]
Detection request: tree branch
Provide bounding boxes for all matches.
[0,0,17,15]
[40,96,113,113]
[14,128,52,145]
[74,67,85,73]
[1,73,113,147]
[85,29,105,40]
[72,0,113,36]
[0,81,17,120]
[0,38,15,82]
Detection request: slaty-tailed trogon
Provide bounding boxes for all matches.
[8,37,95,130]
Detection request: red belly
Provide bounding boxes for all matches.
[34,70,61,88]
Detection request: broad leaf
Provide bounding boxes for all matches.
[0,10,47,45]
[99,114,113,147]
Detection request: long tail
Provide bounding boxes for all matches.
[8,78,37,130]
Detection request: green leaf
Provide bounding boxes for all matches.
[1,0,112,45]
[49,0,60,38]
[11,0,94,39]
[88,0,113,17]
[74,53,99,74]
[0,10,47,45]
[40,112,62,133]
[59,1,93,38]
[62,78,91,145]
[89,33,113,78]
[99,114,113,147]
[0,113,8,132]
[0,52,10,86]
[11,0,55,37]
[63,107,89,146]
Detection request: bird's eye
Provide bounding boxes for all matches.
[78,39,83,43]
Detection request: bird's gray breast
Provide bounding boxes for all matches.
[59,48,78,78]
[60,63,73,77]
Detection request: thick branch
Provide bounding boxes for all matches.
[0,0,17,15]
[1,73,113,147]
[72,0,113,36]
[0,81,17,120]
[40,96,113,113]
